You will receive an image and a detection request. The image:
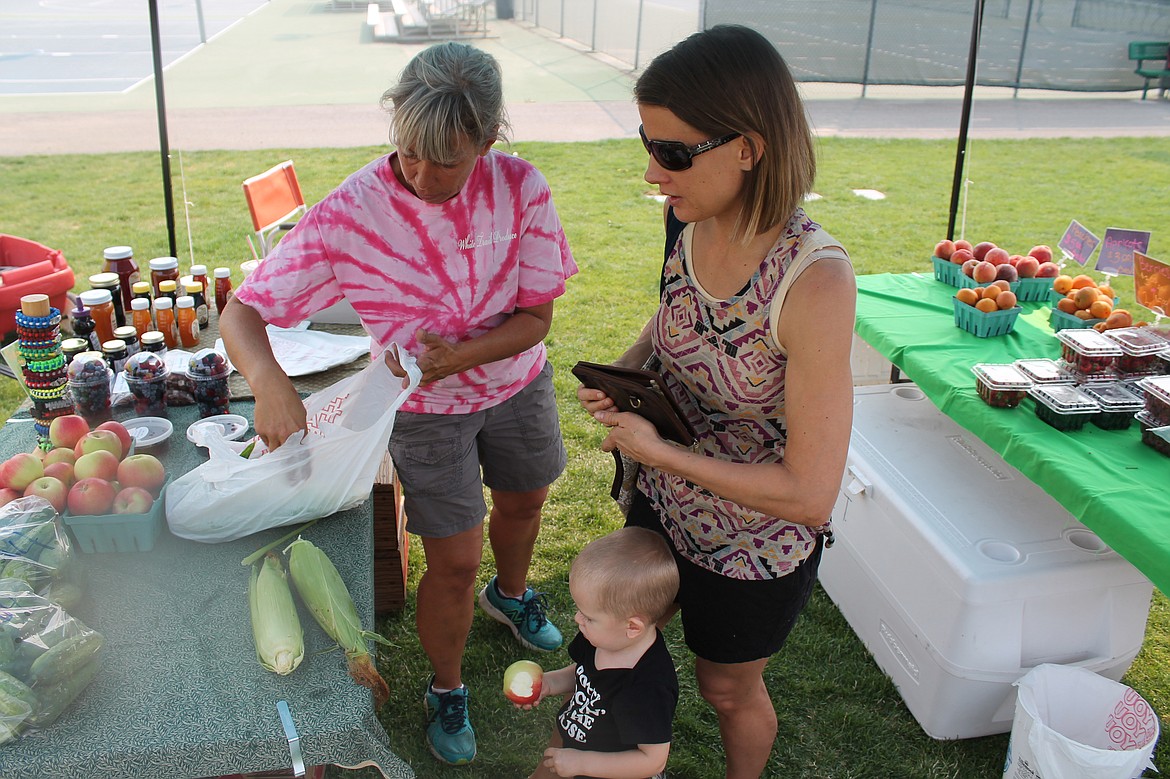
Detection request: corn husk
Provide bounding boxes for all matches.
[248,552,304,675]
[285,538,389,708]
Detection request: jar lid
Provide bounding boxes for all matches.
[79,289,113,305]
[132,281,152,294]
[184,282,202,293]
[71,300,91,318]
[101,339,127,352]
[1102,327,1167,357]
[67,351,111,381]
[214,267,232,278]
[149,256,179,270]
[1012,358,1074,385]
[159,280,177,292]
[103,246,133,260]
[130,298,151,310]
[140,331,165,345]
[113,326,138,340]
[1028,384,1100,415]
[971,363,1031,391]
[188,348,230,378]
[89,272,120,287]
[176,295,194,308]
[1055,328,1122,356]
[124,350,167,378]
[191,264,208,275]
[61,337,89,351]
[154,297,173,309]
[1080,383,1143,413]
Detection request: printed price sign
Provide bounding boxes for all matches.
[1057,220,1099,266]
[1095,228,1151,276]
[1134,252,1170,316]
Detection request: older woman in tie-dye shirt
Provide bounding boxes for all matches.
[578,26,856,779]
[221,42,576,767]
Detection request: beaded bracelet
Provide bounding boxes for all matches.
[14,309,62,330]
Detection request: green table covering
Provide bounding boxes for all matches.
[855,272,1169,595]
[0,401,413,779]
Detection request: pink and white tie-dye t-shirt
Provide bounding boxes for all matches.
[235,150,577,415]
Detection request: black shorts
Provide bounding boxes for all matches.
[626,489,822,664]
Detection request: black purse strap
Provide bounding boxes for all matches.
[660,206,686,298]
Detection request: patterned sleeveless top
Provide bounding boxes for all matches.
[638,208,841,581]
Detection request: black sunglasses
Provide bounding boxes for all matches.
[638,125,742,171]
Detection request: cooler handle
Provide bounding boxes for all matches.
[844,465,872,497]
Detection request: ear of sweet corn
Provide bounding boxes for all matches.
[285,538,390,708]
[249,552,304,676]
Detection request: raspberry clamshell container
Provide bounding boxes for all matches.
[1055,328,1121,377]
[1013,358,1075,386]
[1137,375,1170,427]
[1135,411,1170,457]
[1080,383,1143,430]
[971,363,1032,408]
[1102,327,1168,376]
[1028,384,1100,431]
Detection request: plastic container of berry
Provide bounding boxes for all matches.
[1055,328,1121,378]
[1136,375,1170,427]
[971,363,1032,408]
[1101,327,1168,376]
[1028,384,1100,432]
[1079,383,1144,430]
[1013,358,1075,386]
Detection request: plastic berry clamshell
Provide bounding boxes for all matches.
[1135,411,1170,457]
[1136,375,1170,427]
[1013,358,1075,386]
[1055,328,1121,377]
[1101,327,1168,376]
[971,363,1032,408]
[1079,383,1143,430]
[1028,384,1100,432]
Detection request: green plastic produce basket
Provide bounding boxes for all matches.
[932,256,977,288]
[1010,276,1055,302]
[953,298,1021,338]
[1049,307,1102,332]
[63,481,168,553]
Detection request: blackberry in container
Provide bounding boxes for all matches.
[1080,383,1143,430]
[1028,384,1100,432]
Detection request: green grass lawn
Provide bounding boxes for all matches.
[2,137,1168,777]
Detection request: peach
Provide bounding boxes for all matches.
[67,477,116,516]
[951,248,975,266]
[962,259,979,278]
[97,421,133,457]
[23,476,68,513]
[953,239,973,252]
[973,241,997,261]
[74,429,123,461]
[0,453,44,492]
[74,449,120,482]
[972,261,998,284]
[934,240,956,260]
[1028,245,1053,263]
[116,454,167,498]
[49,414,90,451]
[112,486,154,515]
[990,279,1012,292]
[1007,254,1025,267]
[985,247,1011,266]
[995,290,1018,310]
[995,264,1019,283]
[1035,262,1060,278]
[1015,257,1040,278]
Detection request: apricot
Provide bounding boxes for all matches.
[1053,275,1074,294]
[1105,310,1133,329]
[1056,297,1079,315]
[982,285,1003,300]
[956,288,980,306]
[1074,309,1094,320]
[1097,284,1114,299]
[990,279,1012,292]
[1073,287,1099,310]
[1070,274,1097,290]
[995,290,1018,310]
[975,298,998,313]
[1089,299,1113,319]
[1093,322,1109,332]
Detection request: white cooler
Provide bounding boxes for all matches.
[820,383,1153,740]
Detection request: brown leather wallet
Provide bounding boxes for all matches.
[571,361,696,446]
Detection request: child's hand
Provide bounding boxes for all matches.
[542,746,584,777]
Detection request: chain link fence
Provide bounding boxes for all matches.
[512,0,1170,92]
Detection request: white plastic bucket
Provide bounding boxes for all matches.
[1003,664,1159,779]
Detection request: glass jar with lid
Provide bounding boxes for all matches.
[102,245,139,313]
[148,256,180,298]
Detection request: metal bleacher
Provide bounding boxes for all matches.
[366,0,489,43]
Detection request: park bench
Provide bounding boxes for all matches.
[1128,41,1170,100]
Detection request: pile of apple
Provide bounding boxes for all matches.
[0,415,167,516]
[956,281,1018,312]
[934,239,1060,284]
[1052,274,1134,331]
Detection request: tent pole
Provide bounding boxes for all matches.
[947,0,985,241]
[148,0,178,257]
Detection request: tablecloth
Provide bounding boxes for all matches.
[855,272,1169,595]
[0,401,413,779]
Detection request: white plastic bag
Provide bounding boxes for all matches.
[165,349,420,543]
[1003,664,1160,779]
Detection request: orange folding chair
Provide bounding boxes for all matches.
[242,160,308,256]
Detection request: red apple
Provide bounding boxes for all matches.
[112,486,154,515]
[23,476,68,513]
[74,449,120,482]
[42,461,74,488]
[961,259,978,278]
[67,477,116,516]
[984,247,1011,266]
[116,454,167,498]
[953,239,973,252]
[48,414,90,451]
[43,448,76,467]
[96,421,133,458]
[0,453,44,492]
[950,248,975,266]
[74,429,123,461]
[972,241,997,261]
[933,239,956,260]
[0,488,21,508]
[995,263,1019,283]
[972,261,998,284]
[1028,244,1053,264]
[503,660,543,706]
[1016,256,1040,278]
[1036,261,1060,278]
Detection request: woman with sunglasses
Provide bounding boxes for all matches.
[579,25,856,778]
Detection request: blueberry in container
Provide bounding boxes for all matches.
[1080,383,1143,430]
[187,347,231,418]
[1028,384,1100,431]
[971,363,1032,408]
[66,351,112,423]
[123,351,170,417]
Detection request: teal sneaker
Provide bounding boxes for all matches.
[477,576,563,652]
[424,679,476,765]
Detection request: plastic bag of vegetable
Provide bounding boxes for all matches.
[0,497,75,594]
[0,578,103,742]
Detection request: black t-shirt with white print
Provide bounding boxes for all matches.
[555,629,677,764]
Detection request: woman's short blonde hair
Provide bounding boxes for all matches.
[380,42,511,164]
[570,527,678,622]
[634,25,816,244]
